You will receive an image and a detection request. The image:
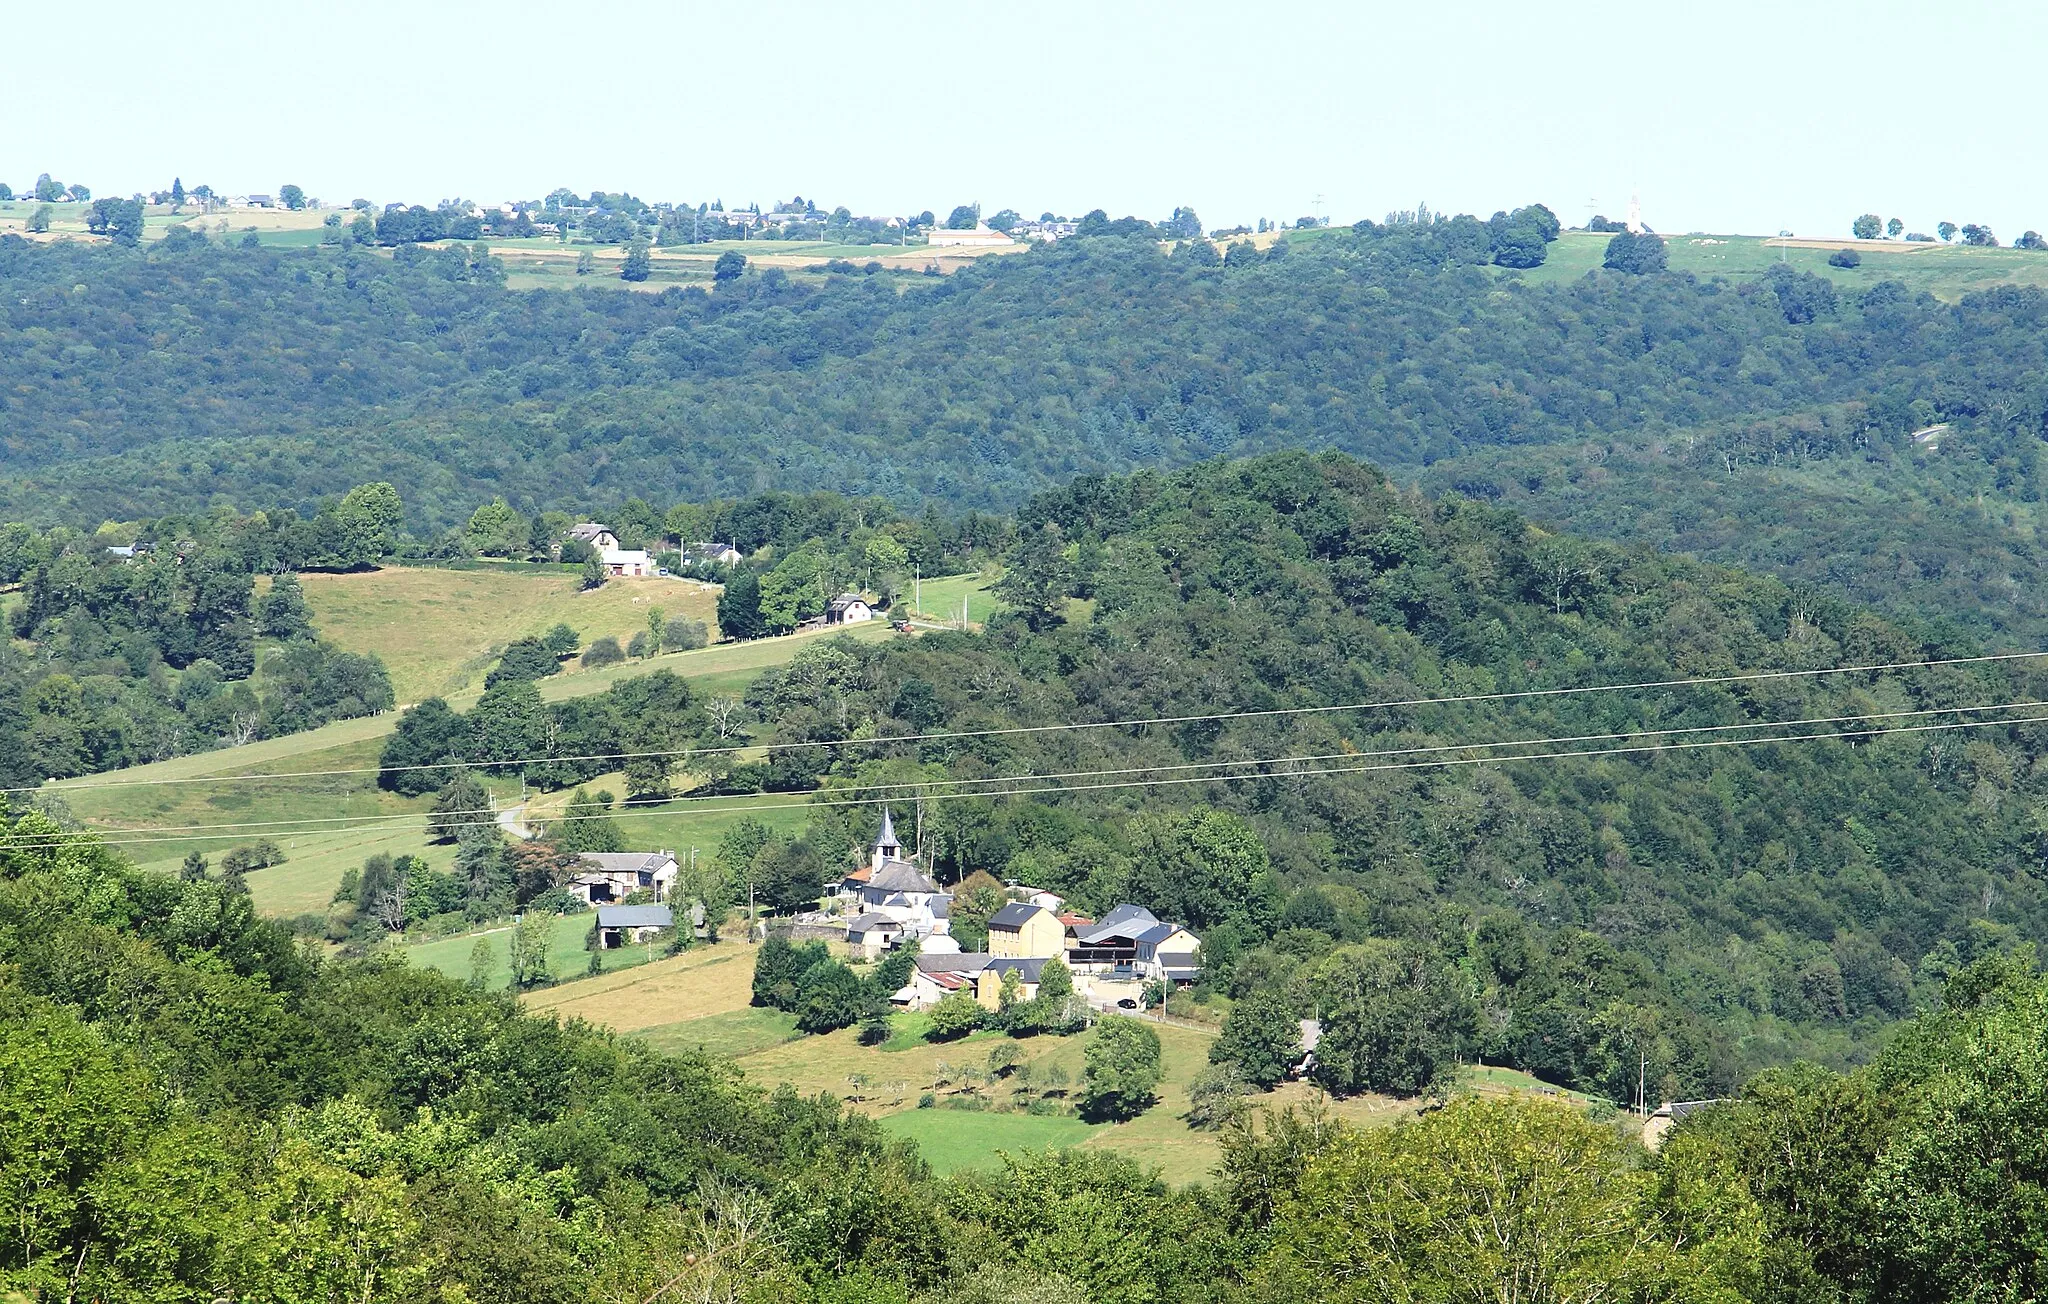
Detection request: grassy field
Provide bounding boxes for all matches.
[55,582,897,914]
[876,1110,1101,1174]
[292,566,723,702]
[401,910,641,988]
[1512,230,2048,301]
[904,571,1001,626]
[516,942,1430,1185]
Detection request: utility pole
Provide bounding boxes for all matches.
[1638,1050,1648,1118]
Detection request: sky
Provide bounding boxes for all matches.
[7,0,2047,240]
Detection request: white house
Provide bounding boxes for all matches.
[686,541,743,566]
[570,522,621,552]
[602,547,652,578]
[826,593,874,625]
[1133,922,1202,984]
[845,808,951,944]
[568,850,679,905]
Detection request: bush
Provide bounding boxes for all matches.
[220,838,286,875]
[662,619,709,651]
[927,991,984,1040]
[1827,247,1862,268]
[917,1092,936,1109]
[581,636,625,669]
[626,630,652,659]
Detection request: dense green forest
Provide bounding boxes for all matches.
[0,498,399,784]
[363,454,2048,1104]
[643,455,2043,1100]
[8,218,2048,643]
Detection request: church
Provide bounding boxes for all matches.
[841,808,952,951]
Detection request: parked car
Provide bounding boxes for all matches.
[891,619,913,632]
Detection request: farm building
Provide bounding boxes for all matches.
[568,850,680,905]
[927,225,1014,248]
[601,547,652,578]
[596,904,671,948]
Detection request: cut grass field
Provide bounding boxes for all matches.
[293,566,724,703]
[876,1111,1100,1174]
[904,571,1001,626]
[517,942,1442,1185]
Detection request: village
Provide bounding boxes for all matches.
[554,807,1207,1020]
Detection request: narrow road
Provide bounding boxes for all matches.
[497,802,535,841]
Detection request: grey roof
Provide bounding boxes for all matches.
[931,896,951,919]
[1098,903,1158,929]
[569,522,613,540]
[1134,922,1184,945]
[597,904,673,928]
[988,901,1049,930]
[1078,904,1159,945]
[846,912,903,933]
[828,593,868,610]
[916,952,991,975]
[579,851,676,875]
[869,860,939,894]
[876,806,900,852]
[985,957,1049,983]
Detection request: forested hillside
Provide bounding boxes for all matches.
[7,220,2048,644]
[667,455,2048,1100]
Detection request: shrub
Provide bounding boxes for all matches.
[917,1092,936,1109]
[1827,247,1861,268]
[581,636,625,668]
[927,991,984,1040]
[662,619,709,651]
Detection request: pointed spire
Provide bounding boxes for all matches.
[874,806,901,869]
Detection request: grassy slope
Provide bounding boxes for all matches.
[513,941,1590,1186]
[1514,229,2048,302]
[293,566,723,703]
[56,569,900,911]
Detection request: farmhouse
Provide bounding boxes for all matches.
[826,593,875,624]
[569,523,621,552]
[595,903,671,949]
[987,901,1065,959]
[846,911,905,957]
[601,547,652,578]
[568,850,680,905]
[685,541,743,566]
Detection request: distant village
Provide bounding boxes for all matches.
[552,808,1205,1017]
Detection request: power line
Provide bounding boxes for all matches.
[32,704,2048,854]
[44,697,2048,842]
[40,648,2048,795]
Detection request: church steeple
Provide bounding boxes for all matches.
[873,806,902,869]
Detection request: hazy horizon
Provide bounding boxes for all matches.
[11,0,2048,242]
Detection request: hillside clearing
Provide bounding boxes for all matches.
[293,566,723,702]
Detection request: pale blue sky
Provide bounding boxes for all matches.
[8,0,2045,239]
